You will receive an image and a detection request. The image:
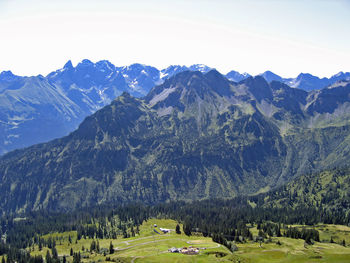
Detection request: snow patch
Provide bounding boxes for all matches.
[159,71,168,79]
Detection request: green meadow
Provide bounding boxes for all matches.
[25,219,350,263]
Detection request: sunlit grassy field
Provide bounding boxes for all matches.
[27,219,350,262]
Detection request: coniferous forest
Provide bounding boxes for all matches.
[1,167,350,262]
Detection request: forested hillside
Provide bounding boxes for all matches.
[1,71,350,213]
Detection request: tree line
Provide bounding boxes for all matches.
[0,195,348,262]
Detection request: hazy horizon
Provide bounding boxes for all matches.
[1,0,349,78]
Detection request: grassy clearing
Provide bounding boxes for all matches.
[286,224,350,245]
[28,220,350,262]
[234,237,350,263]
[313,224,350,245]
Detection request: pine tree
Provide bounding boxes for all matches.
[45,250,52,263]
[131,226,135,237]
[258,230,264,238]
[97,240,100,252]
[90,240,96,252]
[277,226,282,237]
[183,222,191,236]
[176,224,181,234]
[38,238,42,251]
[109,241,114,254]
[73,252,81,263]
[51,247,58,260]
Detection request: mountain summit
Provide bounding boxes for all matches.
[1,60,349,155]
[1,70,350,213]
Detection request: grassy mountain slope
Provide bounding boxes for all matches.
[253,167,350,215]
[1,71,350,213]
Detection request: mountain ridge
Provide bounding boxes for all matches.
[1,60,349,155]
[1,70,350,214]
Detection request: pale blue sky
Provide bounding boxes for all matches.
[0,0,349,77]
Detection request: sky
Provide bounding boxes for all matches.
[0,0,349,78]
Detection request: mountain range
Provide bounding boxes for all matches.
[0,61,213,155]
[1,69,350,213]
[1,60,349,155]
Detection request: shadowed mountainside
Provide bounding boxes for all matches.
[1,71,350,213]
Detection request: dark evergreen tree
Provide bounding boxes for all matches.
[51,247,58,260]
[97,240,100,253]
[176,224,181,234]
[109,241,114,254]
[45,250,52,263]
[73,252,81,263]
[183,222,191,236]
[38,238,42,251]
[90,240,96,252]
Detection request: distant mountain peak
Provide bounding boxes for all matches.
[297,72,314,79]
[226,70,251,82]
[0,70,15,77]
[124,63,148,71]
[160,65,189,79]
[204,69,225,80]
[120,91,132,98]
[330,71,350,82]
[333,71,344,77]
[0,70,19,81]
[78,59,94,67]
[63,60,73,70]
[245,75,267,83]
[243,75,270,89]
[260,71,283,82]
[188,64,213,73]
[96,60,115,73]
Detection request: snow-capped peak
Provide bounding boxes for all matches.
[189,64,212,73]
